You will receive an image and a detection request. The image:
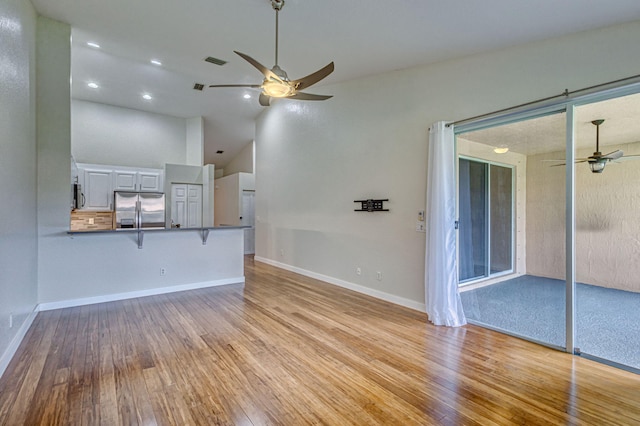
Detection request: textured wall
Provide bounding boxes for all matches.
[0,0,38,369]
[527,141,640,292]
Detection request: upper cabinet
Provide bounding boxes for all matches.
[77,163,164,210]
[113,169,163,192]
[84,167,113,210]
[138,171,163,192]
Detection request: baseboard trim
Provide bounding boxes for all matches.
[0,308,39,379]
[254,256,426,313]
[37,277,245,312]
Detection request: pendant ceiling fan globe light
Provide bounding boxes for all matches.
[589,159,606,173]
[262,80,295,97]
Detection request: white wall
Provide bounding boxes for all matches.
[224,141,255,176]
[0,0,38,372]
[214,172,255,226]
[186,116,204,166]
[255,21,640,309]
[71,99,187,168]
[38,230,244,304]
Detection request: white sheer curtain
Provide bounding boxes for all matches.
[425,122,467,327]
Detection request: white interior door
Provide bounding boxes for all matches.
[171,184,187,228]
[241,190,255,254]
[187,184,202,228]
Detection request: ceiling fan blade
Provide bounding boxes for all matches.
[542,158,588,162]
[550,160,588,167]
[291,62,335,91]
[612,154,640,162]
[601,150,623,160]
[209,84,261,88]
[287,92,333,101]
[234,51,281,81]
[259,93,271,106]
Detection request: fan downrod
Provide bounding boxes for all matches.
[592,119,604,153]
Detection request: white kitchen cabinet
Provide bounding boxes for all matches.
[113,169,163,192]
[113,170,137,191]
[83,168,113,210]
[138,171,162,192]
[77,163,165,211]
[171,184,202,228]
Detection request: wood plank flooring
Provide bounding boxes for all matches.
[1,255,639,425]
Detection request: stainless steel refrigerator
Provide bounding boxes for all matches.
[114,191,165,230]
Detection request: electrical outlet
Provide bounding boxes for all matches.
[280,249,284,257]
[88,218,95,225]
[376,272,382,281]
[418,210,425,221]
[416,222,426,232]
[356,267,362,276]
[9,313,13,328]
[160,268,166,276]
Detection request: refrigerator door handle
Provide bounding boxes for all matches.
[136,200,142,229]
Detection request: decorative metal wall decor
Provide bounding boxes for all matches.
[354,199,389,212]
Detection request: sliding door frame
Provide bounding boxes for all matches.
[454,81,640,357]
[457,156,515,285]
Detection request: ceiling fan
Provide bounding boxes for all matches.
[209,0,334,107]
[547,119,639,173]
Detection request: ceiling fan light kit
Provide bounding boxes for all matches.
[545,118,634,173]
[588,159,606,173]
[207,0,334,106]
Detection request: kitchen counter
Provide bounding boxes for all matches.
[67,225,248,234]
[67,225,250,248]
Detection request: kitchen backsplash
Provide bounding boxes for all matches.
[70,210,114,231]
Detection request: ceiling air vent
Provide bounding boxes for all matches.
[204,56,227,66]
[193,83,205,91]
[216,150,224,154]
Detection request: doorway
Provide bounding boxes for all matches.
[241,190,255,254]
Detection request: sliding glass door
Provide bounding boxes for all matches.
[456,111,567,350]
[454,86,640,372]
[458,158,513,283]
[573,93,640,371]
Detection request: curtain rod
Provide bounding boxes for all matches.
[446,73,640,128]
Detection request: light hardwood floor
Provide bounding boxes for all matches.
[1,256,639,425]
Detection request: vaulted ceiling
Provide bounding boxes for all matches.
[30,0,640,167]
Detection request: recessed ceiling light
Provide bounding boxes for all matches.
[150,59,162,66]
[493,146,509,154]
[87,42,100,48]
[87,82,99,89]
[243,94,251,99]
[142,93,152,100]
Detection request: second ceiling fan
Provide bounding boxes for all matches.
[209,0,334,106]
[548,119,640,173]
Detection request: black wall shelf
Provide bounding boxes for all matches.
[354,199,389,212]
